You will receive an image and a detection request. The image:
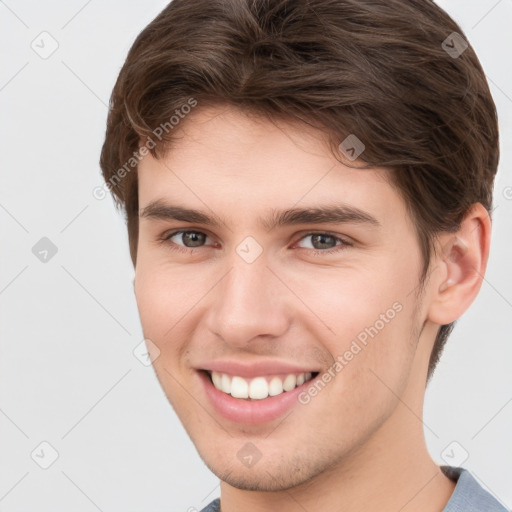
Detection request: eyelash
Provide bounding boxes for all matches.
[159,230,353,256]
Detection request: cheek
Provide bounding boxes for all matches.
[134,261,208,411]
[135,242,420,378]
[288,264,419,382]
[134,258,204,354]
[134,238,211,313]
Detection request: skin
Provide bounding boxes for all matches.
[133,105,490,512]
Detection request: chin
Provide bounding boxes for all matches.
[214,466,312,492]
[197,445,334,493]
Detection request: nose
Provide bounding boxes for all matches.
[203,255,291,348]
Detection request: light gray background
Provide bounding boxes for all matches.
[0,1,511,511]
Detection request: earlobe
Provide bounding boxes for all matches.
[428,203,491,325]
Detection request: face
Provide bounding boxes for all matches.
[134,105,430,491]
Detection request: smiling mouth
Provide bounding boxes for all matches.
[204,370,319,400]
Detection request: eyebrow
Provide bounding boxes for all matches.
[139,200,381,230]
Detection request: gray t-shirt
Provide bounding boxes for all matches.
[199,466,509,512]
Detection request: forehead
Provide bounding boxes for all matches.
[137,105,409,231]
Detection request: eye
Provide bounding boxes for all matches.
[295,232,352,253]
[159,230,352,256]
[166,230,210,248]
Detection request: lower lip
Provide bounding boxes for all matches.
[198,371,315,425]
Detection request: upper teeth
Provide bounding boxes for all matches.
[210,371,313,400]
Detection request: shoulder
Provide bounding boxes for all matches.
[199,498,220,512]
[197,470,510,512]
[441,466,510,512]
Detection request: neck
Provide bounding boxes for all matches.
[220,422,455,512]
[219,336,456,512]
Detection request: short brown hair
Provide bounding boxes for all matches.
[99,0,499,381]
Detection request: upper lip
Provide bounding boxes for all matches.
[198,359,320,378]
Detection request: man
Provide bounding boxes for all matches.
[100,0,508,510]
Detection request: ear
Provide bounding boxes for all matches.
[427,203,491,325]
